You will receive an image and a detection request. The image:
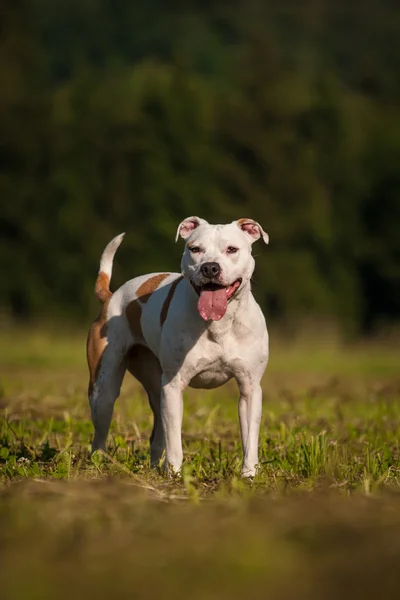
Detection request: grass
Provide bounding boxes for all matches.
[1,327,400,599]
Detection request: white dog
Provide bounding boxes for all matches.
[87,217,269,477]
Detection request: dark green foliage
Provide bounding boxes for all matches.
[1,0,399,331]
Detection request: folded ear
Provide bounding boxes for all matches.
[236,218,269,244]
[175,216,209,242]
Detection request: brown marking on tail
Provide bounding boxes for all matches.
[87,300,110,397]
[160,276,183,327]
[95,271,113,303]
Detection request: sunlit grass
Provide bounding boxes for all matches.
[1,328,400,599]
[1,328,400,493]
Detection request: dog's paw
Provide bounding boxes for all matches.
[241,465,258,479]
[164,462,182,479]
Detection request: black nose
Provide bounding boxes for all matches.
[201,262,221,279]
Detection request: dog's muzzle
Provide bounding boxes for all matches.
[191,278,242,322]
[200,262,221,279]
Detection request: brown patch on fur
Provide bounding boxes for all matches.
[237,218,251,226]
[87,300,109,397]
[136,273,170,304]
[160,276,183,327]
[126,300,143,339]
[125,274,171,341]
[95,271,112,303]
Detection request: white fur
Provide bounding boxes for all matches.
[89,218,269,477]
[99,232,125,279]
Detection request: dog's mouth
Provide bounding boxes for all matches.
[192,278,242,321]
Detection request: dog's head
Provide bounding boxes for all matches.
[176,217,269,321]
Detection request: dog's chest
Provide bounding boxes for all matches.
[186,330,244,389]
[188,355,233,389]
[158,289,268,390]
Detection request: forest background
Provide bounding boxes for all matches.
[1,0,399,335]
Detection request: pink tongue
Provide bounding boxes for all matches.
[198,288,227,321]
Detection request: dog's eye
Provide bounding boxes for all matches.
[227,246,239,254]
[189,246,201,254]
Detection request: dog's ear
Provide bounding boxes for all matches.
[175,216,208,242]
[236,218,269,244]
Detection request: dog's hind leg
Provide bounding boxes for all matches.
[89,357,126,453]
[126,345,165,466]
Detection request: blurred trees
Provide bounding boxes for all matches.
[0,0,399,332]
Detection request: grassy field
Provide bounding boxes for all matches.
[1,327,400,599]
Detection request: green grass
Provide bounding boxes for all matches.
[1,328,400,599]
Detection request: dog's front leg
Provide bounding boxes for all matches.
[161,374,185,474]
[237,379,263,478]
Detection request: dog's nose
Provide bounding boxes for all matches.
[201,262,221,279]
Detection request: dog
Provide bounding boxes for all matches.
[87,217,269,477]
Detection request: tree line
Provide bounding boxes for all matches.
[0,0,399,333]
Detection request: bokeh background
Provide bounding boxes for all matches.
[1,0,399,335]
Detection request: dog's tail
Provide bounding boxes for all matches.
[94,233,125,303]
